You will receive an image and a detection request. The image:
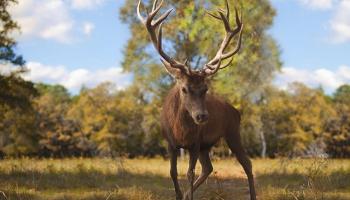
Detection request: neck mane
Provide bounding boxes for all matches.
[168,84,201,147]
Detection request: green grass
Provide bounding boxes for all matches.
[0,156,350,199]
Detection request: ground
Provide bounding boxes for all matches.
[0,157,350,199]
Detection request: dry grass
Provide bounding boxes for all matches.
[255,157,350,200]
[0,156,350,200]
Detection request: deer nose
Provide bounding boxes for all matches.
[196,114,208,123]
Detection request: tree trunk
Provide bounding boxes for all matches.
[259,130,266,159]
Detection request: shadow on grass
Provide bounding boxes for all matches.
[0,168,170,199]
[0,162,254,200]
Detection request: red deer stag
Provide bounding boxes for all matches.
[137,0,256,199]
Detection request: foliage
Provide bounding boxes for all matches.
[260,82,336,157]
[0,74,38,110]
[66,82,124,156]
[0,104,38,156]
[66,82,158,157]
[35,83,71,104]
[0,0,24,66]
[333,84,350,105]
[34,83,95,157]
[0,78,37,157]
[0,0,37,110]
[325,84,350,158]
[0,0,39,157]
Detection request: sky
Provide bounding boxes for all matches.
[4,0,350,95]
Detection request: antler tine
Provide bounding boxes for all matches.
[202,0,243,76]
[203,0,230,21]
[157,23,183,69]
[204,54,233,75]
[217,6,226,13]
[222,22,243,60]
[138,0,170,26]
[218,0,230,21]
[137,0,192,76]
[225,0,230,22]
[137,1,146,24]
[203,7,221,20]
[152,0,158,11]
[204,57,222,75]
[219,57,234,69]
[153,7,173,27]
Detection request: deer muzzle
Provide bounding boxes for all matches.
[193,111,209,125]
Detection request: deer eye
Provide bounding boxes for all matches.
[181,87,187,93]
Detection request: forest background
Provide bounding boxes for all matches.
[1,0,350,159]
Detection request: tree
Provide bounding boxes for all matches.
[113,85,163,157]
[66,82,118,155]
[0,74,38,110]
[325,84,350,157]
[36,83,71,104]
[0,0,39,157]
[333,84,350,105]
[0,0,37,109]
[0,0,24,66]
[120,0,281,157]
[261,82,336,157]
[0,104,38,156]
[66,82,150,156]
[34,83,95,157]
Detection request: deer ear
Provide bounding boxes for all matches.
[160,59,181,78]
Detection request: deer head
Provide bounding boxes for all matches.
[137,0,243,125]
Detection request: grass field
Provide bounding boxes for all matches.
[1,155,350,200]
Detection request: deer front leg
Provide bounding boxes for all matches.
[184,143,200,200]
[169,144,183,200]
[191,149,213,192]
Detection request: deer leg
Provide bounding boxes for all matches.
[168,144,183,200]
[183,143,200,200]
[225,134,257,200]
[184,148,213,198]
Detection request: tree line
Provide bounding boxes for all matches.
[1,80,349,158]
[0,0,349,158]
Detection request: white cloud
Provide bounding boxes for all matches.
[299,0,334,9]
[328,0,350,44]
[338,65,350,79]
[22,62,67,82]
[21,62,131,94]
[8,0,102,43]
[297,0,350,44]
[8,0,74,43]
[41,22,75,43]
[71,0,105,9]
[274,65,350,94]
[83,22,95,35]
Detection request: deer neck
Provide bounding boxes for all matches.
[170,85,202,147]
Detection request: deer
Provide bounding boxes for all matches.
[137,0,256,199]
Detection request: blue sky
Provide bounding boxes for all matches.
[271,0,350,94]
[5,0,350,95]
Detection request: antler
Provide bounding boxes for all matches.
[202,0,243,75]
[137,0,192,76]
